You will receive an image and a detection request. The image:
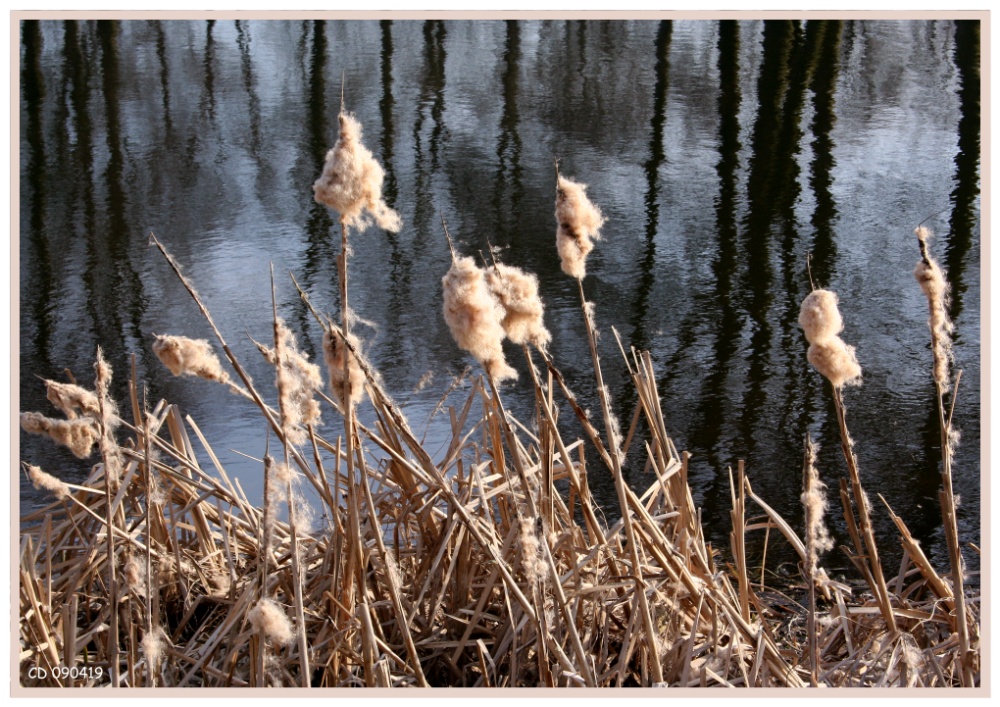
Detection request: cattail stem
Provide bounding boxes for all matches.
[802,440,819,687]
[269,267,311,687]
[576,278,663,684]
[937,377,972,686]
[832,386,897,635]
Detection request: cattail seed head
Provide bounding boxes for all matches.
[519,518,543,585]
[798,289,844,344]
[806,339,862,389]
[25,464,70,500]
[799,289,862,388]
[555,175,605,280]
[801,438,834,577]
[313,112,401,233]
[485,263,551,350]
[21,412,99,459]
[44,380,100,420]
[153,334,231,385]
[141,626,167,670]
[322,328,367,407]
[914,226,954,387]
[442,255,516,382]
[257,320,323,446]
[248,598,294,646]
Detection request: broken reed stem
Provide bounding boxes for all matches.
[802,442,819,688]
[729,461,750,625]
[269,266,311,687]
[938,373,973,687]
[576,278,664,684]
[832,386,897,635]
[94,347,120,687]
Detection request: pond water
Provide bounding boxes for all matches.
[19,18,981,577]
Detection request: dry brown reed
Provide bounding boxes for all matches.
[913,225,974,686]
[313,112,401,234]
[17,229,978,690]
[799,288,897,636]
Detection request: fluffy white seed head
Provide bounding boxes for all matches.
[313,112,401,233]
[322,328,366,408]
[20,412,99,459]
[807,339,862,389]
[914,226,954,387]
[798,289,844,344]
[26,464,70,500]
[485,263,551,350]
[153,334,231,384]
[555,175,605,280]
[442,255,516,382]
[248,598,294,646]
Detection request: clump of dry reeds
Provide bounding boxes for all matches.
[18,236,980,688]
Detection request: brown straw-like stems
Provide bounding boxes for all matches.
[832,385,898,635]
[915,228,973,686]
[269,266,310,686]
[575,278,664,683]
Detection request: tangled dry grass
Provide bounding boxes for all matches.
[18,236,979,688]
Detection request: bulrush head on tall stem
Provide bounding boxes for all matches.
[485,262,551,351]
[555,167,605,280]
[313,110,401,234]
[799,289,862,388]
[322,326,366,408]
[442,253,517,383]
[914,226,954,388]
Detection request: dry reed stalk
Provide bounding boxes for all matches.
[913,226,973,686]
[572,278,663,682]
[729,461,750,624]
[799,288,897,635]
[801,435,832,686]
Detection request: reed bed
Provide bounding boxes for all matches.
[17,245,979,687]
[19,116,979,688]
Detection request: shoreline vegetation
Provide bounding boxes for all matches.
[19,108,979,688]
